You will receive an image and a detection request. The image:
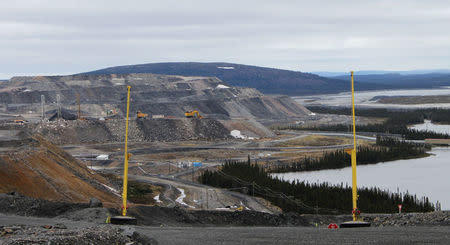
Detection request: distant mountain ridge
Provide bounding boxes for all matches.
[315,69,450,77]
[82,62,379,95]
[332,73,450,89]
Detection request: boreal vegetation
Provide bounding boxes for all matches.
[199,159,434,214]
[272,136,430,172]
[273,107,450,140]
[307,106,450,124]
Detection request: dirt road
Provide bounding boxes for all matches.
[128,174,274,213]
[1,214,449,244]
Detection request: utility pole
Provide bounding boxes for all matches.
[206,188,208,210]
[41,95,45,120]
[252,181,255,197]
[56,94,61,119]
[76,93,81,120]
[192,164,194,182]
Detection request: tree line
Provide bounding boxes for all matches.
[199,159,434,214]
[307,106,450,125]
[273,107,450,140]
[272,136,430,173]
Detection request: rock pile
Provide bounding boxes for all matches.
[32,118,231,145]
[367,212,450,226]
[0,193,89,218]
[0,225,156,245]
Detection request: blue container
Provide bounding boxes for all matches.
[193,162,202,167]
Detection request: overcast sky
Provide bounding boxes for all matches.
[1,0,450,79]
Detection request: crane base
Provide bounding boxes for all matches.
[340,221,371,228]
[110,216,137,225]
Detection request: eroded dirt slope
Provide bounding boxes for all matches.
[0,135,119,204]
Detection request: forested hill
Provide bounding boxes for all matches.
[332,73,450,89]
[82,62,379,95]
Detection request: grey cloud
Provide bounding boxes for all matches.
[1,0,450,78]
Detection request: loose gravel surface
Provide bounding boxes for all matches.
[366,212,450,226]
[0,214,156,245]
[2,213,450,244]
[135,226,450,244]
[2,192,450,244]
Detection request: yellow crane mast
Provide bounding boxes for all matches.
[110,86,137,225]
[340,71,370,228]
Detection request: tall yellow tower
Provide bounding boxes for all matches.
[340,71,370,228]
[110,86,137,225]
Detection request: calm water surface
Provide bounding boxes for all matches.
[273,147,450,209]
[287,91,450,209]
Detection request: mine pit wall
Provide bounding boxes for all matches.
[32,118,231,145]
[2,73,311,121]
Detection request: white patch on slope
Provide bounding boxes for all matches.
[154,194,162,203]
[230,129,254,140]
[101,183,121,197]
[217,66,235,70]
[216,84,230,89]
[96,154,109,160]
[230,129,245,139]
[175,188,195,208]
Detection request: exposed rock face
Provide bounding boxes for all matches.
[1,73,310,120]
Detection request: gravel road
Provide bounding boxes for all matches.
[2,214,450,244]
[135,226,450,244]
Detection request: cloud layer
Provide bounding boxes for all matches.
[1,0,450,78]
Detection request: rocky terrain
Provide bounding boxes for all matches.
[1,190,449,244]
[0,73,311,121]
[366,212,450,226]
[0,225,140,245]
[32,118,231,145]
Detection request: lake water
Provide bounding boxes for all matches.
[274,121,450,210]
[273,147,450,209]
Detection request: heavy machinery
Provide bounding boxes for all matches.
[185,110,203,119]
[13,119,27,125]
[136,111,148,119]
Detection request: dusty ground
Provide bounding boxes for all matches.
[1,205,450,244]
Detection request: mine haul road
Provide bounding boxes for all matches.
[128,174,273,213]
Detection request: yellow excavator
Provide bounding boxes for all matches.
[185,110,203,119]
[136,111,148,119]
